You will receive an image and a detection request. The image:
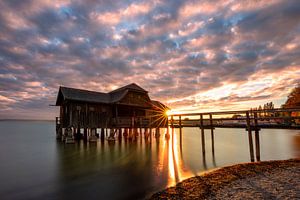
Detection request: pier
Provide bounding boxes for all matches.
[54,84,300,163]
[54,82,300,162]
[56,97,300,163]
[168,107,300,162]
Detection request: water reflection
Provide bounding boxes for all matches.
[157,128,191,186]
[292,133,300,157]
[0,121,299,200]
[51,128,300,199]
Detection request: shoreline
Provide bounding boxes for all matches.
[149,159,300,199]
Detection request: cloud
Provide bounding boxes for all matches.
[0,0,300,119]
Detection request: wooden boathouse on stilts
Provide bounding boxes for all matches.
[55,83,169,143]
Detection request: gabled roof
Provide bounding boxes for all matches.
[55,83,148,105]
[151,100,170,110]
[110,83,147,93]
[110,89,128,103]
[56,87,110,105]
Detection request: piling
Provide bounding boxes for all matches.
[165,127,170,140]
[246,112,255,162]
[83,128,88,141]
[101,128,105,140]
[253,112,261,161]
[76,126,81,140]
[179,116,182,145]
[118,128,122,140]
[155,128,160,137]
[209,114,215,154]
[200,114,205,155]
[122,128,127,139]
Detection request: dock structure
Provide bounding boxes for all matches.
[54,84,300,162]
[55,83,169,143]
[168,108,300,162]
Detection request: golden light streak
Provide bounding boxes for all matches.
[166,128,192,186]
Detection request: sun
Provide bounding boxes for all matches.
[165,109,173,116]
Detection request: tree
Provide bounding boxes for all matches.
[283,83,300,108]
[282,83,300,125]
[258,105,262,117]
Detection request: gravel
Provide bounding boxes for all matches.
[149,159,300,200]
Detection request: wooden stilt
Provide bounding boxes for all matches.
[179,116,182,146]
[254,112,260,161]
[101,128,105,140]
[129,128,133,140]
[61,128,65,142]
[123,128,128,138]
[56,127,62,140]
[171,125,174,144]
[83,128,88,141]
[134,128,138,137]
[165,126,170,139]
[109,128,115,139]
[89,128,97,142]
[144,128,148,139]
[246,112,255,162]
[155,128,160,137]
[209,114,214,154]
[76,126,81,140]
[118,128,122,140]
[200,114,205,155]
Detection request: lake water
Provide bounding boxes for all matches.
[0,121,299,200]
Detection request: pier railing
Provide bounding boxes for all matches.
[168,108,300,128]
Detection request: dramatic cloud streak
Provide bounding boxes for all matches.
[0,0,300,119]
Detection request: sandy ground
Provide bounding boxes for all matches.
[149,159,300,200]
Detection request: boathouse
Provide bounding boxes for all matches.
[55,83,168,140]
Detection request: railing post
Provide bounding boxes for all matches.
[179,115,182,146]
[179,115,182,128]
[254,112,260,161]
[209,114,214,154]
[246,111,254,162]
[200,114,205,155]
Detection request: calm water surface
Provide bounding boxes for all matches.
[0,121,299,200]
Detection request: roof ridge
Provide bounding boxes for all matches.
[109,83,147,93]
[60,86,108,95]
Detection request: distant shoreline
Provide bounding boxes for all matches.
[149,159,300,199]
[0,119,55,122]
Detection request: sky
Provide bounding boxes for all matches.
[0,0,300,120]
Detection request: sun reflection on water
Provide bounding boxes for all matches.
[165,127,192,186]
